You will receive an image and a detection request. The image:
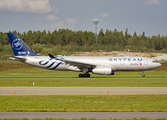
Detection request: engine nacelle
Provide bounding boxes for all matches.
[92,67,114,75]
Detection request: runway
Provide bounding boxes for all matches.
[0,112,167,119]
[0,87,167,95]
[0,76,166,78]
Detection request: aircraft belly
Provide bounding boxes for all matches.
[53,64,69,71]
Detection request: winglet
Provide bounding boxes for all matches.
[48,54,56,59]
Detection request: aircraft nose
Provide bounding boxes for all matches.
[155,63,161,68]
[152,62,161,69]
[158,63,161,67]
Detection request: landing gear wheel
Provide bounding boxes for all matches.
[79,74,84,77]
[142,74,145,77]
[84,74,90,77]
[79,74,90,77]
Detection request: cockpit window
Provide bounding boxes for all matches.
[152,60,158,63]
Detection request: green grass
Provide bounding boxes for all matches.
[0,61,167,87]
[0,77,167,87]
[0,94,167,112]
[0,118,167,120]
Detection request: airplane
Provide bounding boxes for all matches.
[7,33,161,77]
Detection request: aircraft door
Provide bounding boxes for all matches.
[38,57,42,64]
[144,59,148,65]
[120,60,124,65]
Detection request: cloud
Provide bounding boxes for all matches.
[45,14,59,21]
[101,13,109,18]
[37,18,79,31]
[65,18,79,25]
[0,0,53,14]
[143,0,161,5]
[36,17,41,20]
[52,6,59,13]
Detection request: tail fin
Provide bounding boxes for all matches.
[7,33,39,56]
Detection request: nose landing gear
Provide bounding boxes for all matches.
[142,71,145,77]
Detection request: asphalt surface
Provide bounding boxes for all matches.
[0,87,167,95]
[0,112,167,119]
[1,87,167,119]
[0,76,166,78]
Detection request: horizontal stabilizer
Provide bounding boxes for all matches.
[6,55,27,62]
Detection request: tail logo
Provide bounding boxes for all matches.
[12,39,23,50]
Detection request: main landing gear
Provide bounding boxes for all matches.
[142,71,145,77]
[79,74,90,77]
[78,68,91,77]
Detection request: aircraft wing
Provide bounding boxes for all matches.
[49,54,96,69]
[6,55,27,62]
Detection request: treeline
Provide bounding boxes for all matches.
[0,28,167,57]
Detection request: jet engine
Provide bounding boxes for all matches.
[92,67,114,75]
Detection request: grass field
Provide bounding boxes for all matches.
[0,61,167,87]
[0,61,167,115]
[1,117,166,120]
[0,77,167,87]
[0,94,167,112]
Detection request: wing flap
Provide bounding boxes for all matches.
[64,60,96,69]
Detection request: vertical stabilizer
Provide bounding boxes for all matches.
[7,33,39,56]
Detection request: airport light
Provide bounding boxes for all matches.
[92,19,99,44]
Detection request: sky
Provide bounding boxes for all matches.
[0,0,167,37]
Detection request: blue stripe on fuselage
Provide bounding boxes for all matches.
[51,62,62,70]
[46,62,55,68]
[39,60,49,65]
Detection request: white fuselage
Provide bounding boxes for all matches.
[18,56,161,72]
